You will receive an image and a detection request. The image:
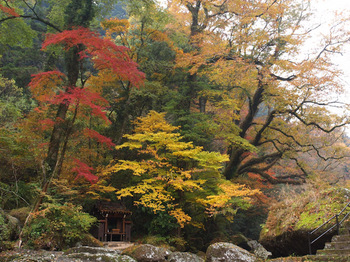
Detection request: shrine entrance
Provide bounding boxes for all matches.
[93,202,132,242]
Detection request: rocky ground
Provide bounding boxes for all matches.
[1,242,347,262]
[0,242,267,262]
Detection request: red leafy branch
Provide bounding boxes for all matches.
[0,4,19,17]
[52,87,110,123]
[84,128,115,149]
[41,27,145,87]
[72,159,98,184]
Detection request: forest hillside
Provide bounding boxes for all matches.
[1,0,350,259]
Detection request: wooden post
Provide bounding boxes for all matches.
[336,214,340,235]
[123,215,126,241]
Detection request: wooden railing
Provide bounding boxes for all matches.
[308,201,350,254]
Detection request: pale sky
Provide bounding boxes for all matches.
[311,0,350,107]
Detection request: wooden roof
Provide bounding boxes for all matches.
[97,202,132,214]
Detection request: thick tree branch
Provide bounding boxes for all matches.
[252,110,276,146]
[0,15,62,32]
[270,73,297,81]
[238,151,283,174]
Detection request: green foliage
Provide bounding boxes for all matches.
[149,211,178,236]
[0,76,36,184]
[175,112,219,149]
[47,0,72,30]
[0,182,38,210]
[126,0,169,26]
[0,75,31,126]
[24,203,97,250]
[64,0,95,28]
[138,234,169,247]
[0,20,35,53]
[94,0,128,19]
[0,75,39,208]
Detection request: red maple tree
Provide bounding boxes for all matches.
[31,27,145,184]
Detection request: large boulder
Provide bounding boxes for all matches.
[167,251,204,262]
[206,242,256,262]
[0,249,63,262]
[0,247,136,262]
[247,240,272,259]
[63,246,136,261]
[65,252,136,262]
[122,244,171,262]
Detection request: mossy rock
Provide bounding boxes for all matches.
[122,244,171,262]
[79,233,104,247]
[206,242,256,262]
[168,251,204,262]
[65,252,136,262]
[9,207,31,226]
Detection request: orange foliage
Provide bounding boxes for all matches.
[29,71,65,102]
[101,18,129,35]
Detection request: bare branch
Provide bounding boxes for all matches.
[270,73,297,81]
[288,110,348,133]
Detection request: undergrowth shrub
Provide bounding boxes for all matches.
[24,203,96,250]
[138,235,188,251]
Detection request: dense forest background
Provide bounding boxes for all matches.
[1,0,350,254]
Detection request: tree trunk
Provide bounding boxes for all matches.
[17,0,95,248]
[199,96,207,113]
[223,78,265,180]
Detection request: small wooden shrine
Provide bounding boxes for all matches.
[93,202,132,242]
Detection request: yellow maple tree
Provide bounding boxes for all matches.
[101,111,259,227]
